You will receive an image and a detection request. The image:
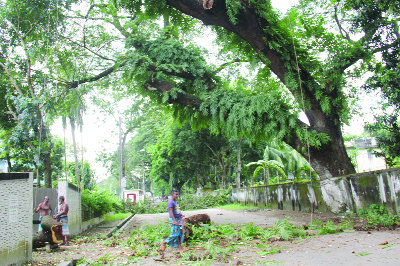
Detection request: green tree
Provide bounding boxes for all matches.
[16,0,398,181]
[0,0,78,187]
[366,115,400,167]
[66,160,95,190]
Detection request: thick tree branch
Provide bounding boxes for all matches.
[144,79,203,109]
[0,62,24,96]
[23,18,42,40]
[67,16,134,20]
[339,41,399,72]
[166,0,288,84]
[112,16,132,38]
[59,60,127,89]
[216,58,244,73]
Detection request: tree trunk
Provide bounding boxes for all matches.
[142,162,145,196]
[289,114,355,179]
[33,215,63,249]
[236,138,242,189]
[163,0,356,180]
[120,126,135,194]
[182,214,211,240]
[213,165,218,190]
[217,158,226,189]
[70,118,80,189]
[44,152,52,188]
[6,149,12,172]
[196,171,200,189]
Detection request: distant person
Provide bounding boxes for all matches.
[160,190,188,253]
[33,196,52,232]
[53,196,69,246]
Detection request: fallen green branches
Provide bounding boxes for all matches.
[121,192,231,214]
[356,204,400,230]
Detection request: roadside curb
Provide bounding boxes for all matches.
[117,213,135,229]
[57,258,85,266]
[105,226,118,238]
[119,213,136,232]
[56,214,136,266]
[106,213,135,237]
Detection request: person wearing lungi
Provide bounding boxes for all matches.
[33,196,52,232]
[160,190,189,253]
[54,195,70,246]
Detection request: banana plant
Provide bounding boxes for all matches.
[246,159,287,185]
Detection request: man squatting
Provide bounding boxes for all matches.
[161,190,189,253]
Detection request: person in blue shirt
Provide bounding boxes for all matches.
[160,190,188,253]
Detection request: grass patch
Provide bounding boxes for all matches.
[217,203,254,210]
[103,213,131,222]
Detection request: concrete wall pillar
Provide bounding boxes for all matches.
[0,172,33,266]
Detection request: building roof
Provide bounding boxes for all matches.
[345,137,377,149]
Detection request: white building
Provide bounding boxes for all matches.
[345,138,387,173]
[0,160,9,172]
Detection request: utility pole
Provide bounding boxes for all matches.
[236,137,242,189]
[142,161,146,199]
[119,117,123,198]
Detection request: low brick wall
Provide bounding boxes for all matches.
[81,212,114,232]
[0,172,33,266]
[232,168,400,214]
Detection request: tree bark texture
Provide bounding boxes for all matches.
[236,138,242,188]
[33,215,63,249]
[70,118,81,190]
[183,213,211,240]
[44,152,52,188]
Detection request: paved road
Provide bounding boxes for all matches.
[125,208,400,265]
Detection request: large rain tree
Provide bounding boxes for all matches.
[55,0,399,179]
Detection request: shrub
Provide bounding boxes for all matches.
[81,189,122,221]
[357,204,400,228]
[121,198,168,214]
[120,190,232,214]
[179,191,231,210]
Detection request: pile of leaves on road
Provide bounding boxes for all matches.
[120,204,400,264]
[354,204,400,230]
[122,219,310,264]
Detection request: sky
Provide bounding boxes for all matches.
[51,0,374,182]
[51,104,119,181]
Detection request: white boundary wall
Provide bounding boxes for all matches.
[57,181,81,235]
[0,172,33,266]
